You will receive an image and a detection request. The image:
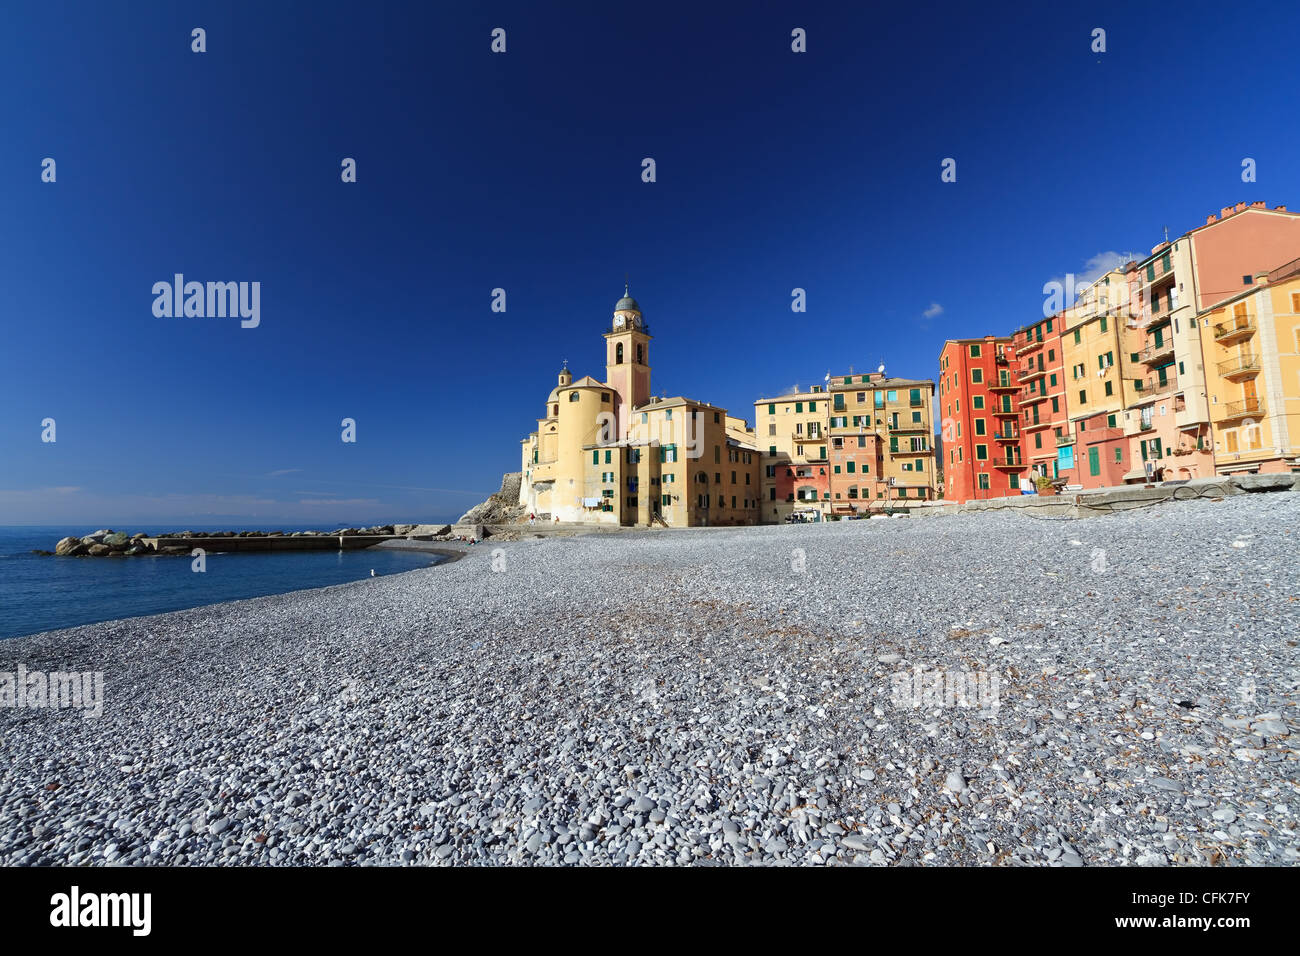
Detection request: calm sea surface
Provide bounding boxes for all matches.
[0,526,444,640]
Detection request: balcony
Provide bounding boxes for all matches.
[889,420,928,432]
[1217,353,1261,380]
[992,456,1024,469]
[792,432,825,442]
[1220,398,1264,422]
[1024,418,1053,432]
[993,430,1020,442]
[995,352,1009,365]
[1141,259,1175,288]
[1016,337,1044,356]
[990,406,1018,416]
[1055,432,1074,446]
[1019,366,1046,383]
[1133,374,1177,396]
[1140,341,1174,365]
[989,377,1019,391]
[1214,317,1256,344]
[1019,388,1048,406]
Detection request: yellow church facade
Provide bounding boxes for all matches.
[518,291,762,526]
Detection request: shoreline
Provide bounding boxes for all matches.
[2,542,464,645]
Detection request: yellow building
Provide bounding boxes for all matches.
[755,370,936,522]
[1202,260,1300,474]
[519,290,760,526]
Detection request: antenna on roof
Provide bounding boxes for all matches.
[1163,226,1169,243]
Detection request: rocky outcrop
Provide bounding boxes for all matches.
[458,473,527,526]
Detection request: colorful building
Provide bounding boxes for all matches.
[1202,258,1300,474]
[755,370,937,519]
[937,336,1020,502]
[1013,316,1071,486]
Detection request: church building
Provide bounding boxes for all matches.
[518,290,761,526]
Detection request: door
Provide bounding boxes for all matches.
[1088,446,1100,477]
[1242,378,1257,411]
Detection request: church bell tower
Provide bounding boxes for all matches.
[604,285,651,435]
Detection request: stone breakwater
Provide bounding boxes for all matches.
[2,492,1297,866]
[49,525,453,557]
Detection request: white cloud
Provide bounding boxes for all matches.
[922,302,944,320]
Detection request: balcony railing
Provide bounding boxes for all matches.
[1133,374,1177,396]
[1055,433,1074,446]
[1023,418,1053,431]
[1019,388,1048,405]
[1221,398,1264,421]
[1214,317,1256,343]
[1140,341,1174,364]
[989,377,1018,391]
[1217,353,1260,378]
[1019,366,1046,382]
[993,430,1020,441]
[992,457,1024,469]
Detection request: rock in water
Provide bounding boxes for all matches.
[55,536,82,556]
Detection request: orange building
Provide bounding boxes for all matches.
[1012,316,1071,486]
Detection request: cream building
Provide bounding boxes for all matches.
[1202,260,1300,474]
[518,290,761,526]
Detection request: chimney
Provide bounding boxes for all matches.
[1276,205,1288,211]
[1206,214,1217,225]
[1254,273,1269,285]
[1250,201,1265,209]
[1221,206,1234,218]
[1234,202,1247,213]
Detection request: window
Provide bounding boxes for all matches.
[1048,349,1055,362]
[970,344,981,357]
[1078,389,1086,405]
[1114,447,1123,463]
[978,473,990,490]
[615,343,623,364]
[1107,413,1117,428]
[601,392,610,403]
[975,444,988,460]
[1051,397,1059,413]
[1049,373,1057,387]
[768,445,776,456]
[569,391,580,402]
[1074,329,1081,344]
[975,418,986,435]
[768,404,776,415]
[915,459,924,472]
[971,368,983,384]
[1104,381,1113,397]
[665,409,672,420]
[795,402,803,413]
[1100,317,1108,333]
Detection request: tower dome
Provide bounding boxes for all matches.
[614,282,640,314]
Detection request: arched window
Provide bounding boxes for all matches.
[615,343,624,364]
[636,343,644,364]
[551,404,558,416]
[569,391,579,402]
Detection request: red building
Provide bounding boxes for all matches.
[938,336,1021,502]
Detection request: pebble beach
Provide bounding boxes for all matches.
[1,493,1297,866]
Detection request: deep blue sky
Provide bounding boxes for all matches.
[3,1,1298,525]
